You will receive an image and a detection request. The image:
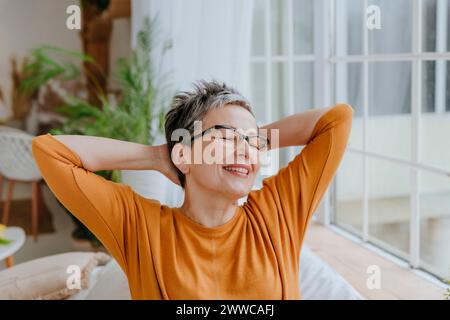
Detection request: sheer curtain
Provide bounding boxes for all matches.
[132,0,254,96]
[128,0,255,206]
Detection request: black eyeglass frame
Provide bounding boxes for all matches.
[190,124,270,151]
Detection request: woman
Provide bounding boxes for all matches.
[32,80,353,299]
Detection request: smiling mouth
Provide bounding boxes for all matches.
[222,165,250,178]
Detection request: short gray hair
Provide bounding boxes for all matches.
[164,79,254,187]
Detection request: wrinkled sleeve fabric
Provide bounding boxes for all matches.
[244,104,353,255]
[31,133,159,272]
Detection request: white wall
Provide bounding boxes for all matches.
[0,0,131,120]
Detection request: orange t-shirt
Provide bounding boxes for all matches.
[31,104,353,300]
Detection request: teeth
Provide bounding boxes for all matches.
[223,166,249,174]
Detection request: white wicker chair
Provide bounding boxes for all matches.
[0,126,43,241]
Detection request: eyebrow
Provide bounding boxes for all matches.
[216,124,260,132]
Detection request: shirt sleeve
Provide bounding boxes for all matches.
[243,104,353,254]
[31,133,160,272]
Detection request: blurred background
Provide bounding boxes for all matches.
[0,0,449,299]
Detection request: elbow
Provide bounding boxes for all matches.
[31,140,46,181]
[326,104,354,126]
[335,103,354,119]
[31,136,43,160]
[31,136,46,170]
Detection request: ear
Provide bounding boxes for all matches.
[171,143,190,175]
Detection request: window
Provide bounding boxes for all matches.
[251,0,450,281]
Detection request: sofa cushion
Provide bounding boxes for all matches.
[0,251,110,300]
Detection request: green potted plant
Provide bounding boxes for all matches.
[19,17,172,249]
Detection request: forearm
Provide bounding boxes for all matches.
[52,135,166,172]
[261,106,334,149]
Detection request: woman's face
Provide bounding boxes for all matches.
[184,104,261,200]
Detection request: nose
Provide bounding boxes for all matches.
[235,137,250,162]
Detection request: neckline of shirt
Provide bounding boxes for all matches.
[173,206,243,237]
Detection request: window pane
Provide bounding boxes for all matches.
[272,62,289,118]
[347,63,364,116]
[422,0,437,52]
[293,0,314,55]
[368,62,411,160]
[447,63,450,111]
[448,0,450,52]
[294,62,314,112]
[433,0,450,52]
[334,152,364,236]
[271,0,288,55]
[420,171,450,279]
[368,0,412,54]
[422,61,436,113]
[368,157,410,260]
[252,0,266,56]
[250,62,266,125]
[421,61,450,172]
[335,0,364,56]
[273,62,290,166]
[335,62,363,149]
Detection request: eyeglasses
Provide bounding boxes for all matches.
[190,124,270,151]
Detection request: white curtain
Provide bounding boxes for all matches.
[129,0,254,206]
[132,0,254,97]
